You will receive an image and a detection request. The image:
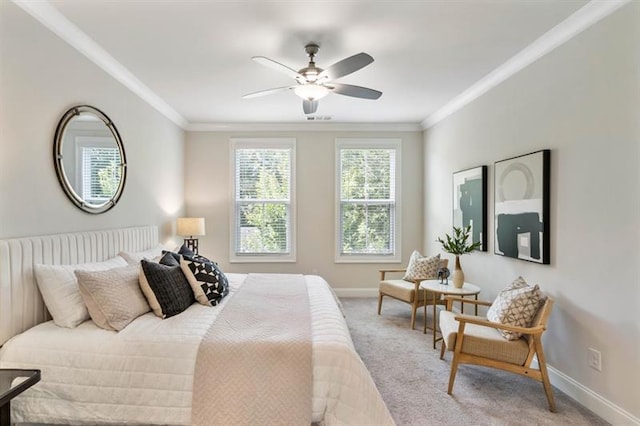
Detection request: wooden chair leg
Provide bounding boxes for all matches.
[448,322,466,394]
[440,340,446,360]
[377,293,384,315]
[410,307,416,329]
[534,335,557,412]
[410,300,418,329]
[447,352,460,394]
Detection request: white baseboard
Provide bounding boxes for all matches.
[333,288,378,298]
[533,362,639,425]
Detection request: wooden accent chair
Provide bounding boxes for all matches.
[439,296,556,411]
[378,259,448,330]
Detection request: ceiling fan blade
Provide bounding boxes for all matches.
[252,56,306,83]
[317,52,374,82]
[243,86,294,99]
[328,83,382,100]
[303,99,318,114]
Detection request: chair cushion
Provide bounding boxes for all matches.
[487,277,542,340]
[379,279,439,303]
[440,310,529,365]
[403,251,440,281]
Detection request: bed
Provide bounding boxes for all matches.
[0,226,394,425]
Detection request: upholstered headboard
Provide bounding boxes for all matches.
[0,226,158,346]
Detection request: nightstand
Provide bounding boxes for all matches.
[0,369,41,425]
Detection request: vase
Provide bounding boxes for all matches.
[451,255,464,288]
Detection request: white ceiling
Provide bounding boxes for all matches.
[28,1,599,126]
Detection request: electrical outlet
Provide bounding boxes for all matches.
[588,348,602,372]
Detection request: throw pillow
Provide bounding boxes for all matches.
[159,251,180,267]
[75,264,150,331]
[34,256,128,328]
[168,244,215,264]
[487,276,543,340]
[403,251,440,281]
[138,259,195,319]
[118,244,166,265]
[180,255,229,306]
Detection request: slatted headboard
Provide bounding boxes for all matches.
[0,226,158,346]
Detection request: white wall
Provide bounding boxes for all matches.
[185,130,423,291]
[423,3,639,422]
[0,1,185,242]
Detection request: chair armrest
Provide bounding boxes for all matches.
[444,296,492,311]
[453,313,545,336]
[379,269,406,280]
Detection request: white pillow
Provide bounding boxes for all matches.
[118,244,166,265]
[34,256,128,328]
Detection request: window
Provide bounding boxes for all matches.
[75,137,122,205]
[336,139,401,263]
[231,138,296,262]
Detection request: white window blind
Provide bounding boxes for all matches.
[336,139,400,262]
[81,146,121,204]
[232,139,295,261]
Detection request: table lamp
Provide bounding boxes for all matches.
[176,217,205,254]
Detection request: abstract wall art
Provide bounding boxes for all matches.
[494,150,550,264]
[453,165,487,251]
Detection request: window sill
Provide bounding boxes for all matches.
[230,255,296,263]
[334,255,401,264]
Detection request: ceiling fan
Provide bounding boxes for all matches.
[243,43,382,115]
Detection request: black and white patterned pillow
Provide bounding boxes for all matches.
[138,259,195,318]
[162,245,214,265]
[180,255,229,306]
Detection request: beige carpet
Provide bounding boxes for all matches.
[341,297,608,426]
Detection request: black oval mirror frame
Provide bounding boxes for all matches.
[53,105,127,214]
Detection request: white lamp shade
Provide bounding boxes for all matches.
[177,217,206,237]
[294,83,329,100]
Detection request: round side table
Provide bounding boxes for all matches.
[419,280,481,349]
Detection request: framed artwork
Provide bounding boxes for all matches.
[453,165,487,251]
[494,150,550,264]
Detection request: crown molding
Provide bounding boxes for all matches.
[186,122,423,133]
[12,0,188,129]
[421,0,631,129]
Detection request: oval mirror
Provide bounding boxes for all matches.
[53,105,127,214]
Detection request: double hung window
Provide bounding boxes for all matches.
[231,138,296,262]
[336,139,401,262]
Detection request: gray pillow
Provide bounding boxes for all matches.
[75,264,150,331]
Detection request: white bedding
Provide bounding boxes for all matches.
[0,273,394,426]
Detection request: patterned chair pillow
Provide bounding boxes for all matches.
[487,276,543,340]
[180,255,229,306]
[403,251,440,281]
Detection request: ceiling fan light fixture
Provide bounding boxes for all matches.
[294,83,329,101]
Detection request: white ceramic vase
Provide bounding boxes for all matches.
[451,255,464,288]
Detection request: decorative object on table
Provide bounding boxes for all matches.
[453,166,487,251]
[176,217,206,255]
[437,267,450,285]
[436,225,481,288]
[494,150,550,264]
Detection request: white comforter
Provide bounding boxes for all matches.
[0,274,394,425]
